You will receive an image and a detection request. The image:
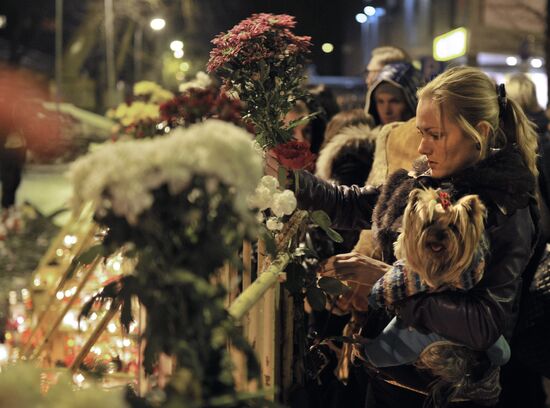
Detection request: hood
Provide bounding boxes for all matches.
[365,62,424,126]
[315,123,376,185]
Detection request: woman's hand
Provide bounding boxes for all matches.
[319,253,389,313]
[319,252,390,287]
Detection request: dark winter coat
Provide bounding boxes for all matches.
[293,145,539,397]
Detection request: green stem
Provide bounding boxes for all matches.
[228,252,290,320]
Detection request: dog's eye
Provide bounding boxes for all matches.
[448,224,459,233]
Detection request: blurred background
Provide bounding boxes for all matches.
[0,0,547,112]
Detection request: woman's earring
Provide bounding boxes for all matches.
[475,142,481,151]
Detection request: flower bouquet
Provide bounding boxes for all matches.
[207,13,313,148]
[106,81,174,139]
[159,86,249,131]
[70,120,264,406]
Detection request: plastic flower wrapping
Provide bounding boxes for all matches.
[207,13,313,148]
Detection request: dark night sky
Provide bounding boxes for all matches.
[0,1,366,76]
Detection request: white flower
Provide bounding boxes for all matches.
[266,217,283,231]
[260,175,279,192]
[68,120,262,227]
[247,185,273,211]
[179,71,213,93]
[271,189,297,217]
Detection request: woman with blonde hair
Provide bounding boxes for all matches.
[506,73,548,136]
[267,66,539,407]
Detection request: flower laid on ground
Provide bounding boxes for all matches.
[159,86,250,130]
[106,81,174,139]
[133,80,174,104]
[207,13,313,148]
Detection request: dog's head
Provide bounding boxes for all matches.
[394,188,486,288]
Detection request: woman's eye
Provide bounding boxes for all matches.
[430,133,441,140]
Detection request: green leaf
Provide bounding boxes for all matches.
[285,111,320,131]
[284,262,306,294]
[325,227,344,243]
[318,276,351,296]
[310,210,344,243]
[306,286,327,311]
[75,244,105,264]
[310,210,332,230]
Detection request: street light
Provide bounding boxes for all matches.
[150,18,166,31]
[364,6,376,16]
[170,40,184,51]
[174,49,184,59]
[506,56,518,66]
[355,13,368,24]
[321,43,334,53]
[531,58,543,68]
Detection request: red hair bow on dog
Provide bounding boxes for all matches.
[437,191,451,210]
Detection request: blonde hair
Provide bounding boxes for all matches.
[506,73,542,113]
[418,66,538,177]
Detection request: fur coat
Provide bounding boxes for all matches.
[315,123,376,186]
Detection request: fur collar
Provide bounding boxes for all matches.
[315,123,376,181]
[413,146,536,215]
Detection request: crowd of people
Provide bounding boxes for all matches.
[268,46,550,408]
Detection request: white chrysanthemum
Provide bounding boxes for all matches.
[69,120,262,226]
[266,217,284,231]
[271,189,297,217]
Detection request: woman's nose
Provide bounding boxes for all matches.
[418,137,432,156]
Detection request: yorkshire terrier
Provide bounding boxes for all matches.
[394,187,487,289]
[391,188,500,404]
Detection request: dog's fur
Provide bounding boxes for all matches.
[394,187,487,289]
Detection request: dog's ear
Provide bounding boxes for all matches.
[456,194,486,220]
[455,194,486,235]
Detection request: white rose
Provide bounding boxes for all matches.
[247,185,273,210]
[271,189,297,217]
[260,175,279,192]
